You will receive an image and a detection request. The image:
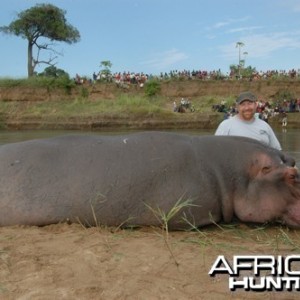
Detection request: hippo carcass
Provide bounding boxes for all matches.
[0,132,300,229]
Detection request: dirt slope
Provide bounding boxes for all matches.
[1,79,300,102]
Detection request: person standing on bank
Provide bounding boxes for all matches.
[215,91,282,150]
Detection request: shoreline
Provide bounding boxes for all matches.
[1,112,297,131]
[1,80,300,130]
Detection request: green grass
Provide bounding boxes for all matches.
[0,76,75,89]
[145,198,198,266]
[0,94,174,121]
[2,77,300,129]
[181,223,300,254]
[191,95,236,112]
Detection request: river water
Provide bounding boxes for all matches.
[0,128,299,166]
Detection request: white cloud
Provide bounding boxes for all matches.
[226,26,263,34]
[141,49,188,70]
[205,34,216,40]
[213,21,231,29]
[209,16,250,30]
[220,31,300,60]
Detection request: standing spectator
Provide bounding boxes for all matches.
[173,101,178,112]
[297,98,300,112]
[282,112,288,128]
[93,72,97,82]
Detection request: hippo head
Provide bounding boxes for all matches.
[234,151,300,228]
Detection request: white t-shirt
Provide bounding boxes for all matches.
[215,115,282,150]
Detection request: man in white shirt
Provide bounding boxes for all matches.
[215,91,282,150]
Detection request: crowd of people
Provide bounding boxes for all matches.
[74,69,300,129]
[73,68,300,86]
[92,71,148,87]
[161,68,300,81]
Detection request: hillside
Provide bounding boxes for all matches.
[0,79,300,130]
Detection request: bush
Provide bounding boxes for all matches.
[275,90,294,102]
[144,80,161,97]
[80,87,89,98]
[0,76,75,93]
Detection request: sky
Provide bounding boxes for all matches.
[1,0,300,78]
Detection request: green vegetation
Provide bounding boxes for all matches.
[99,60,113,79]
[0,77,170,120]
[0,76,75,97]
[144,79,161,97]
[0,93,172,122]
[38,66,70,78]
[0,76,74,89]
[145,198,197,266]
[0,3,80,77]
[145,198,196,234]
[184,223,300,253]
[274,89,295,102]
[1,76,300,130]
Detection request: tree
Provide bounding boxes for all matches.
[0,3,80,77]
[235,41,245,78]
[38,65,69,78]
[99,60,112,81]
[230,64,256,79]
[100,60,112,74]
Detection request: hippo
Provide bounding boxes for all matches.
[0,131,300,229]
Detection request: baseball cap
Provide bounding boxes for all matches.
[236,92,257,104]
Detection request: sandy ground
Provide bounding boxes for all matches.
[1,223,300,300]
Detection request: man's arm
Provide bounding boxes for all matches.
[215,120,230,136]
[267,127,282,151]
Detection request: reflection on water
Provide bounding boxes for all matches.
[276,129,300,161]
[0,128,299,166]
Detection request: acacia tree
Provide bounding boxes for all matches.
[0,3,80,77]
[100,60,112,74]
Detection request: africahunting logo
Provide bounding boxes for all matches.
[209,255,300,291]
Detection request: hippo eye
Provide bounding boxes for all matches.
[262,166,272,174]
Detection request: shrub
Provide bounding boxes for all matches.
[0,77,75,91]
[144,80,161,97]
[275,90,294,102]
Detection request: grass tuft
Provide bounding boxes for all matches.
[145,198,196,266]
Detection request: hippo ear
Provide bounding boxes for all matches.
[280,153,296,167]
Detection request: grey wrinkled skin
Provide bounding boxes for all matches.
[1,132,300,229]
